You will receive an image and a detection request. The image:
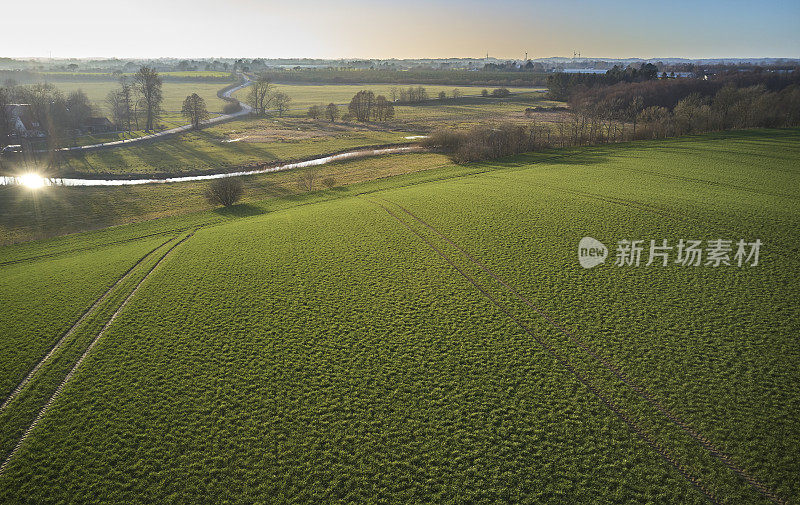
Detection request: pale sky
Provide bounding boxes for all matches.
[3,0,799,60]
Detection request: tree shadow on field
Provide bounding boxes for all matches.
[213,203,267,218]
[483,149,613,172]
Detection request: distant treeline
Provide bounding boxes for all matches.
[547,64,661,100]
[547,65,800,101]
[253,69,547,87]
[426,72,800,163]
[0,70,235,85]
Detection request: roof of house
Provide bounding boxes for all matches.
[85,117,113,126]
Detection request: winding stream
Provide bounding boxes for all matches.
[0,146,426,187]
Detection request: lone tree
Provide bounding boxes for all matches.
[307,104,321,119]
[273,92,291,117]
[182,93,209,129]
[374,95,394,121]
[106,77,134,132]
[326,103,339,122]
[246,75,274,115]
[133,66,162,131]
[65,90,94,130]
[206,177,244,207]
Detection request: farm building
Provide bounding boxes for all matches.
[3,104,44,138]
[83,117,115,134]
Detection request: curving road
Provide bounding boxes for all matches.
[58,76,253,153]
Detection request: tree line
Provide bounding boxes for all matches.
[425,77,800,163]
[547,63,661,100]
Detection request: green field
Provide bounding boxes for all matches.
[49,80,231,123]
[0,129,797,503]
[233,83,544,110]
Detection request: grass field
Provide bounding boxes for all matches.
[0,153,453,244]
[0,129,797,503]
[232,83,544,110]
[49,80,231,123]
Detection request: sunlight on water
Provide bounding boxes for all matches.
[19,174,45,189]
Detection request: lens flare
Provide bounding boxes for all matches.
[19,174,45,189]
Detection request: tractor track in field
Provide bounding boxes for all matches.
[369,197,723,504]
[0,230,196,475]
[0,228,193,267]
[379,198,787,505]
[0,235,176,413]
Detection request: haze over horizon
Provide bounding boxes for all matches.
[3,0,798,61]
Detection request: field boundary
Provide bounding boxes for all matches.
[0,230,196,475]
[379,197,786,505]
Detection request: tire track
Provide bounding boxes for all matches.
[381,197,787,505]
[0,230,195,475]
[370,198,721,504]
[0,228,189,267]
[0,234,176,412]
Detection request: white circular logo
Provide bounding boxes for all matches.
[578,237,608,269]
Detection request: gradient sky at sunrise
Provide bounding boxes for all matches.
[4,0,799,59]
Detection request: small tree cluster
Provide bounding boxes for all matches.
[347,91,394,121]
[392,86,429,103]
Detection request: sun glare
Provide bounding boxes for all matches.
[19,174,45,189]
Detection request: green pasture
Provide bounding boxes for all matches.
[0,129,797,503]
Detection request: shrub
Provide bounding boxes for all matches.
[222,101,242,114]
[322,177,336,188]
[205,177,244,207]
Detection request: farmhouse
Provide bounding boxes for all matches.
[3,104,44,138]
[83,117,115,134]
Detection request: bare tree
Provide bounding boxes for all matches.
[297,166,315,191]
[246,75,274,115]
[206,177,244,207]
[438,91,447,100]
[627,95,644,137]
[133,66,162,132]
[0,87,11,146]
[348,90,375,121]
[307,105,322,119]
[65,90,95,130]
[119,78,134,132]
[273,92,291,117]
[182,93,209,129]
[326,103,339,122]
[451,88,462,99]
[374,95,394,121]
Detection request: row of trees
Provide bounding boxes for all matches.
[0,83,98,156]
[425,82,800,163]
[308,103,340,122]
